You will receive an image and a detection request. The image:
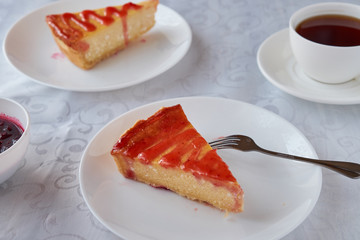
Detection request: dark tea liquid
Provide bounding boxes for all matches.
[296,14,360,47]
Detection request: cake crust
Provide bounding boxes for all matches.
[111,104,244,212]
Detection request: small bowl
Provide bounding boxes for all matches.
[0,97,30,184]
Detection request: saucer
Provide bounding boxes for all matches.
[257,28,360,105]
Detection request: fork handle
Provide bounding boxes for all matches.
[257,148,360,179]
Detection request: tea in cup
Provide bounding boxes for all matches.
[289,2,360,84]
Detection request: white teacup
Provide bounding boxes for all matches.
[289,2,360,84]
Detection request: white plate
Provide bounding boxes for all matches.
[3,0,191,92]
[257,28,360,105]
[79,96,322,240]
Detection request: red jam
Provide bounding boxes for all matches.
[0,114,24,154]
[46,2,142,44]
[112,105,237,182]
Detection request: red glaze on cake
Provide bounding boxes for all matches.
[111,104,244,213]
[46,0,158,69]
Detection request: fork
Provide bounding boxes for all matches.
[209,135,360,179]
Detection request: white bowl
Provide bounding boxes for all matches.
[0,97,30,184]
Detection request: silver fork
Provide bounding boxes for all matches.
[209,135,360,179]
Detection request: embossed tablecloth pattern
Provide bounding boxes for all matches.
[1,0,360,239]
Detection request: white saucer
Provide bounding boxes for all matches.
[257,28,360,105]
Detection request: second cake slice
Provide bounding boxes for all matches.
[46,0,159,69]
[111,104,244,213]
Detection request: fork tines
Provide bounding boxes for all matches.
[208,136,239,149]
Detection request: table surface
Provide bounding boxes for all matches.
[1,0,360,239]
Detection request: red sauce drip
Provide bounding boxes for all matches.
[76,41,90,52]
[105,3,142,45]
[51,52,65,60]
[0,114,24,154]
[125,168,135,179]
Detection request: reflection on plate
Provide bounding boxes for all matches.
[257,28,360,105]
[79,96,322,240]
[3,0,191,92]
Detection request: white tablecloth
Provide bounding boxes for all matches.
[1,0,360,239]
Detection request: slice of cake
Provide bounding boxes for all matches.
[111,104,244,213]
[46,0,158,69]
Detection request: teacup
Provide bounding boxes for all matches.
[289,2,360,84]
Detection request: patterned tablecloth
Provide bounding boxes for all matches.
[1,0,360,239]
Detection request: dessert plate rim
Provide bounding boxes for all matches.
[79,96,322,240]
[3,0,192,92]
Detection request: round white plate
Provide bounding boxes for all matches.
[3,0,191,92]
[79,96,322,240]
[257,28,360,105]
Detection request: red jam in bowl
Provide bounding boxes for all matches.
[0,113,24,153]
